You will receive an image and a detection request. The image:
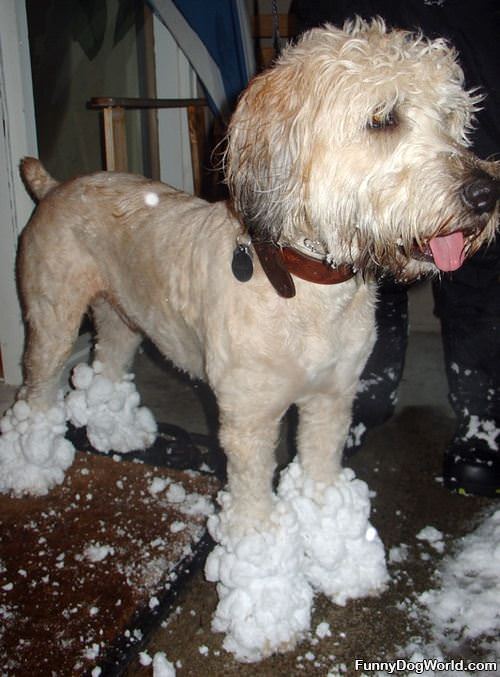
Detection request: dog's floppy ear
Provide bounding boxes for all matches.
[225,64,312,242]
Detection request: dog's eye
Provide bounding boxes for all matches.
[368,110,398,130]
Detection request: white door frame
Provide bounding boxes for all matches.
[153,14,196,193]
[0,1,38,385]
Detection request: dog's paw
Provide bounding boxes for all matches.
[0,396,75,496]
[205,491,313,662]
[65,361,157,453]
[279,460,389,604]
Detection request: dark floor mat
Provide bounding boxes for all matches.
[0,451,220,676]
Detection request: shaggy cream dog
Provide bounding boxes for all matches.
[2,18,499,661]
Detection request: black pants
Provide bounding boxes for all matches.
[352,238,500,441]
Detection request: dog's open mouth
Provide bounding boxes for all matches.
[411,231,466,272]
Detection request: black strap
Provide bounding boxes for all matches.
[65,421,226,480]
[272,0,282,58]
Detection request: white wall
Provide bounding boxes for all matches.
[0,1,38,385]
[153,14,197,193]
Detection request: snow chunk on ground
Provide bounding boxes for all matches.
[179,492,214,517]
[205,488,313,662]
[65,362,157,453]
[139,650,152,666]
[152,651,176,676]
[279,460,388,604]
[315,621,332,639]
[416,526,445,553]
[166,483,186,504]
[84,543,115,562]
[388,543,409,565]
[0,394,75,496]
[149,475,214,518]
[389,508,500,672]
[148,477,170,496]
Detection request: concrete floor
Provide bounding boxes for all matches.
[0,281,494,674]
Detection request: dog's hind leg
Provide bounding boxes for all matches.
[0,255,98,495]
[278,388,388,605]
[21,288,92,411]
[92,296,142,380]
[205,383,313,662]
[65,297,157,453]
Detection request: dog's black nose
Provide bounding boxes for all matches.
[462,175,500,214]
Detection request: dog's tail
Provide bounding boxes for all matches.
[20,157,59,201]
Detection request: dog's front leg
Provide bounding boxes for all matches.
[279,389,388,605]
[218,409,280,526]
[296,391,353,484]
[205,392,313,662]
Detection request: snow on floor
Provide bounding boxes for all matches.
[376,508,500,677]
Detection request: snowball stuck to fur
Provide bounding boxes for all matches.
[205,460,387,662]
[205,489,313,662]
[279,461,388,604]
[65,362,157,453]
[0,393,75,496]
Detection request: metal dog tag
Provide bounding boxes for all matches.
[231,244,254,282]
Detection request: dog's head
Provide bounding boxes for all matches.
[226,17,499,280]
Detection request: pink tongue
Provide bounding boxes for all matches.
[428,232,465,272]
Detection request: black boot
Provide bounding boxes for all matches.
[440,337,500,497]
[443,417,500,497]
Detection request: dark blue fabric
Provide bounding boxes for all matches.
[170,0,250,111]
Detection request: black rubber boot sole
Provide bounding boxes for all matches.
[443,453,500,498]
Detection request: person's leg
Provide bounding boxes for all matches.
[433,240,500,497]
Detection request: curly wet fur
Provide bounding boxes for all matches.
[226,18,498,278]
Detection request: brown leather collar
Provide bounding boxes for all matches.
[252,238,355,298]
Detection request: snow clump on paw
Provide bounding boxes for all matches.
[0,393,75,496]
[205,490,313,662]
[65,361,157,453]
[279,459,388,604]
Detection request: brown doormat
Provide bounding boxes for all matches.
[0,451,220,676]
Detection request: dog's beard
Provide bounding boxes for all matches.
[314,161,499,281]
